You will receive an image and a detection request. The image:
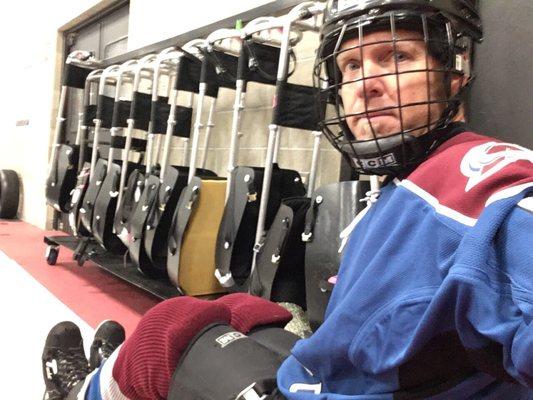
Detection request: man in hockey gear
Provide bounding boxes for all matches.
[315,0,481,176]
[277,0,533,398]
[42,1,532,399]
[42,295,294,399]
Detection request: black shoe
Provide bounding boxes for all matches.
[89,320,126,370]
[42,321,90,400]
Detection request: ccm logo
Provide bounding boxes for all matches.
[215,331,246,348]
[355,153,396,169]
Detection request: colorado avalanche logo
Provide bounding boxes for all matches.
[460,142,533,192]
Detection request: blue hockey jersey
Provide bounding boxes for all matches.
[278,131,533,399]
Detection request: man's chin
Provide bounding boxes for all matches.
[351,122,400,141]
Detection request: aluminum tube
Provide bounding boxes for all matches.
[249,124,279,282]
[226,80,246,200]
[160,88,179,180]
[188,83,206,183]
[76,114,87,172]
[115,118,134,215]
[107,128,118,175]
[201,97,217,169]
[90,119,102,179]
[145,133,155,175]
[272,126,281,164]
[307,130,322,197]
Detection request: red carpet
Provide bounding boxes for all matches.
[0,220,159,336]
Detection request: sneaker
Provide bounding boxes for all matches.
[42,321,90,400]
[89,320,126,370]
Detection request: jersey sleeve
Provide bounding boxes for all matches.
[450,190,533,388]
[493,195,533,385]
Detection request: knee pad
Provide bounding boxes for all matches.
[168,323,282,400]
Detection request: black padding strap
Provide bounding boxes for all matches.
[175,55,201,93]
[174,106,193,138]
[151,98,193,138]
[96,95,115,128]
[63,64,93,89]
[237,41,280,89]
[84,105,97,127]
[273,81,322,131]
[202,49,239,91]
[130,91,152,131]
[111,100,132,128]
[200,57,220,98]
[150,97,169,133]
[109,136,147,151]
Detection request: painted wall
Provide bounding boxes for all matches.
[127,0,274,51]
[0,0,103,228]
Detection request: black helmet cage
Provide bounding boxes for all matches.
[313,0,482,175]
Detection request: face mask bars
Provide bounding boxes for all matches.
[317,12,465,176]
[46,51,100,213]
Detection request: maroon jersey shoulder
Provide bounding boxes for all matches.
[406,132,533,219]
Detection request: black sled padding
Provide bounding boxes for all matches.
[168,324,281,400]
[304,181,369,331]
[92,162,125,254]
[78,159,108,234]
[215,165,306,292]
[46,144,80,213]
[113,169,144,237]
[252,197,311,308]
[128,174,161,277]
[67,163,91,238]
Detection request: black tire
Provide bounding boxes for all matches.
[46,246,59,266]
[0,169,20,219]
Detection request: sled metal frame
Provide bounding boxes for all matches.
[47,0,316,300]
[44,235,181,299]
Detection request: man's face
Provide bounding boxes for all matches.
[336,29,449,141]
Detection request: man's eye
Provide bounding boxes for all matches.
[345,61,360,72]
[394,52,409,62]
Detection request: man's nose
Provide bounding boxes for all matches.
[354,60,387,101]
